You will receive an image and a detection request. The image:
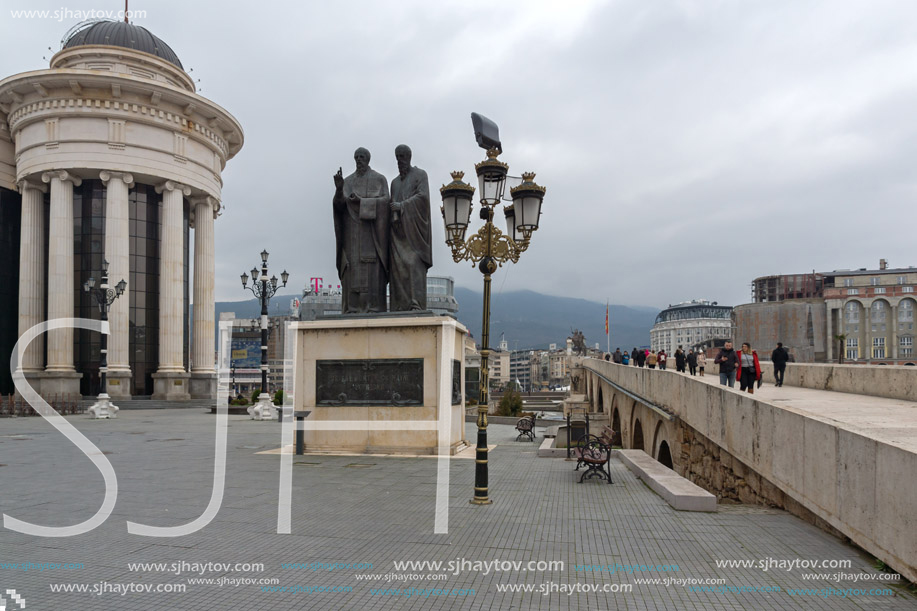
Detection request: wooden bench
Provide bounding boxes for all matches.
[515,413,537,442]
[572,425,615,484]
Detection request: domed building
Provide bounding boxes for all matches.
[0,20,244,400]
[650,299,733,354]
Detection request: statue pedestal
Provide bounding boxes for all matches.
[88,394,119,419]
[248,395,276,421]
[290,315,468,455]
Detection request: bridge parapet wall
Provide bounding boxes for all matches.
[583,358,917,583]
[764,362,916,402]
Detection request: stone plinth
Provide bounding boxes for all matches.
[151,372,191,400]
[105,371,133,400]
[29,371,82,397]
[189,372,217,400]
[291,315,467,455]
[562,394,589,417]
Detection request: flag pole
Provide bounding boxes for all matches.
[605,299,610,355]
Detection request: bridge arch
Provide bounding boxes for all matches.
[652,420,676,469]
[657,440,674,469]
[597,385,604,413]
[632,417,645,451]
[611,406,622,446]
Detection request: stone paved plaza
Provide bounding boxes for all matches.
[0,409,914,610]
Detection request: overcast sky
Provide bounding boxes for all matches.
[4,0,917,310]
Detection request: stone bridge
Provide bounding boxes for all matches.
[578,358,917,583]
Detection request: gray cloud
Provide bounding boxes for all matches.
[4,0,916,310]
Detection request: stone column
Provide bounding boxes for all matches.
[41,170,83,395]
[152,180,191,400]
[40,171,83,395]
[101,171,134,399]
[16,179,47,374]
[891,303,898,360]
[826,306,834,362]
[190,195,217,399]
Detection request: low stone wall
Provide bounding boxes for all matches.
[584,359,917,583]
[758,362,917,402]
[678,423,844,538]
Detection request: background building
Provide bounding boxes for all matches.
[222,311,297,397]
[299,275,459,320]
[650,300,733,354]
[735,260,916,365]
[488,337,511,389]
[0,20,243,399]
[463,335,480,402]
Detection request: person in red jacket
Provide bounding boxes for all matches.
[737,342,762,394]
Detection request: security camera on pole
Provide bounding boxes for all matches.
[240,250,289,420]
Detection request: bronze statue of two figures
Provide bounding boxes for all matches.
[333,145,432,314]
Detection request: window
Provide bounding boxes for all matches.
[902,337,914,357]
[844,278,853,287]
[847,289,858,295]
[846,338,858,360]
[898,276,907,284]
[870,277,880,286]
[871,301,887,322]
[900,300,915,322]
[874,287,886,294]
[904,287,915,293]
[845,302,859,323]
[872,337,885,359]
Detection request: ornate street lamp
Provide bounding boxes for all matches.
[241,250,289,420]
[84,259,127,419]
[440,116,545,505]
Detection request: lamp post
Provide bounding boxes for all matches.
[84,259,127,419]
[440,130,545,505]
[241,250,289,420]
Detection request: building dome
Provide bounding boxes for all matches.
[654,300,731,325]
[62,20,183,69]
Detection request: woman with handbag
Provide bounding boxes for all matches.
[738,342,762,394]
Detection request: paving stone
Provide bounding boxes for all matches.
[0,410,912,609]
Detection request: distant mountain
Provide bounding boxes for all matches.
[214,292,301,323]
[454,287,658,351]
[211,289,659,352]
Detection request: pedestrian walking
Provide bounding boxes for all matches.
[613,348,623,364]
[647,351,658,369]
[675,346,686,373]
[697,350,706,376]
[687,349,697,376]
[714,341,739,387]
[771,342,790,386]
[622,352,630,365]
[738,342,762,394]
[631,347,639,366]
[658,350,667,370]
[772,342,789,386]
[635,349,646,368]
